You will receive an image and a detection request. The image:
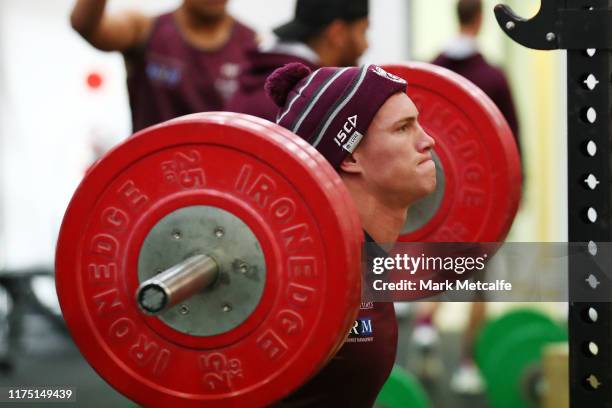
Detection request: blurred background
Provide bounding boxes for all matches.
[0,0,569,407]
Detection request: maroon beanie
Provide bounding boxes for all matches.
[265,63,407,169]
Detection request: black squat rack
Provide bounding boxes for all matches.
[495,1,611,406]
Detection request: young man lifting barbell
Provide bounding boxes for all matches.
[55,61,437,407]
[264,62,436,407]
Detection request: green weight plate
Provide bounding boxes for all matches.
[375,365,430,408]
[475,310,567,408]
[475,309,560,376]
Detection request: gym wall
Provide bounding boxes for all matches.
[0,0,133,269]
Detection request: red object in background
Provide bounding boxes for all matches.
[86,72,103,90]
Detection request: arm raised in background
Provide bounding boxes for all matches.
[70,0,152,52]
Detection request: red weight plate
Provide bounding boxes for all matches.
[213,112,364,261]
[56,112,362,407]
[383,63,522,242]
[216,112,364,354]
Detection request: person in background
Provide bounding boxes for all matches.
[432,0,520,149]
[226,0,369,121]
[414,0,523,394]
[70,0,256,132]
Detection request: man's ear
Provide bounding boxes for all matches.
[340,153,361,174]
[323,20,348,48]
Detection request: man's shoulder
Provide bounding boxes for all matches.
[227,19,257,49]
[459,54,510,91]
[150,11,174,32]
[233,18,257,37]
[246,48,317,75]
[482,61,511,91]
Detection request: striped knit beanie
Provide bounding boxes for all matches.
[265,63,407,169]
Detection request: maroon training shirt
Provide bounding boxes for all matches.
[125,13,256,131]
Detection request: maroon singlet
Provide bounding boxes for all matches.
[272,233,397,407]
[125,13,256,131]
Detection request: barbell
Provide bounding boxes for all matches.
[55,63,521,406]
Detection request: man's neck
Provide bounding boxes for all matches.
[360,203,407,243]
[308,40,339,67]
[459,25,478,38]
[344,180,408,244]
[174,7,233,49]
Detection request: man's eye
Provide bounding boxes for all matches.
[398,124,409,132]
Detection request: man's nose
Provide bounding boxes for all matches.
[418,129,436,152]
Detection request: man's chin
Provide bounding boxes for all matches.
[418,174,437,194]
[193,7,227,22]
[414,181,437,201]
